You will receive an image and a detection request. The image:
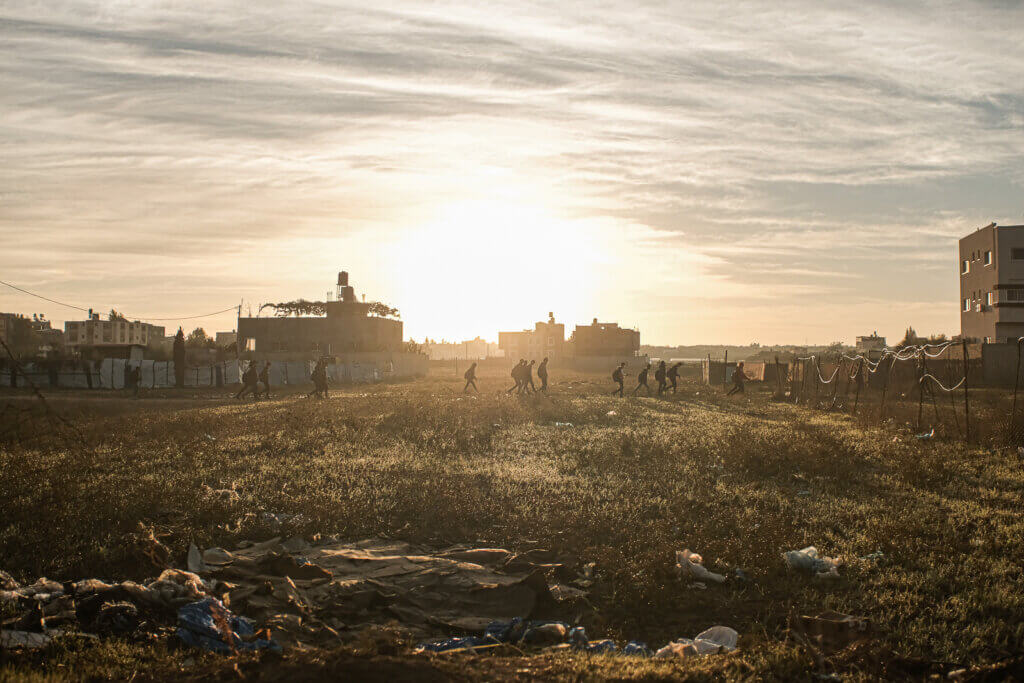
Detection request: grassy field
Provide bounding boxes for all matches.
[1,366,1023,681]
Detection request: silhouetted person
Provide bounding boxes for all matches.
[463,362,478,393]
[123,362,132,396]
[668,362,682,393]
[507,360,526,394]
[130,364,142,398]
[258,361,272,399]
[523,360,536,393]
[611,362,626,397]
[308,359,328,399]
[632,363,651,396]
[727,361,749,396]
[655,360,667,395]
[537,357,549,392]
[236,362,259,399]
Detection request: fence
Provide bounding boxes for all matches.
[784,339,1024,445]
[0,359,385,390]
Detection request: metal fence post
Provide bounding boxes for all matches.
[962,339,970,443]
[1011,337,1023,439]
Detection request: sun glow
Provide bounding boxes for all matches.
[390,199,615,341]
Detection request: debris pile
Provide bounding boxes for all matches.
[2,537,583,652]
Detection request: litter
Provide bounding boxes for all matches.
[859,551,886,565]
[797,490,811,497]
[784,546,841,579]
[1,629,55,650]
[791,611,869,653]
[176,597,279,653]
[549,584,587,601]
[675,549,726,584]
[654,626,738,658]
[916,428,935,440]
[553,422,574,427]
[606,411,617,416]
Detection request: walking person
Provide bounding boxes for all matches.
[506,360,525,394]
[611,362,626,397]
[522,360,537,394]
[235,362,259,400]
[727,361,750,396]
[632,363,651,396]
[667,362,681,393]
[537,357,549,392]
[655,360,667,395]
[463,362,478,393]
[258,361,272,400]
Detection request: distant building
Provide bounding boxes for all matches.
[423,337,497,360]
[498,313,566,360]
[856,332,886,353]
[570,318,640,357]
[237,271,403,358]
[960,223,1024,342]
[215,331,237,347]
[64,315,165,357]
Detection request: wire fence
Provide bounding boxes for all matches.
[786,339,1024,446]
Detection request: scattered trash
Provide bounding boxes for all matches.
[797,490,811,497]
[675,549,726,584]
[784,546,842,579]
[549,584,587,601]
[654,626,738,658]
[1,629,56,650]
[553,422,574,427]
[859,550,886,565]
[916,428,935,440]
[1018,446,1023,457]
[687,582,707,590]
[176,597,279,653]
[606,411,617,416]
[734,568,750,583]
[187,544,207,574]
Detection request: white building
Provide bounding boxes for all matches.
[64,316,165,353]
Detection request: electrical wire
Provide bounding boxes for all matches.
[1,278,237,322]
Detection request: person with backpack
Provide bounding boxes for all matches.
[611,362,626,397]
[522,360,537,394]
[727,361,750,396]
[537,357,549,392]
[258,361,272,399]
[506,359,525,395]
[667,362,682,393]
[463,362,478,393]
[632,363,652,396]
[655,360,667,395]
[235,362,259,400]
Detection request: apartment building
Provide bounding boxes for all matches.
[959,222,1024,342]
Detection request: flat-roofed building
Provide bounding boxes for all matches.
[959,223,1024,342]
[498,313,566,361]
[64,316,165,355]
[570,318,640,357]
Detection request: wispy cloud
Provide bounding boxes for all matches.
[1,1,1022,342]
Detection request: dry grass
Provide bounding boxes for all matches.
[2,366,1023,680]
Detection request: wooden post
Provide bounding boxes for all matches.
[1012,337,1023,434]
[706,353,711,386]
[879,354,891,422]
[813,356,820,405]
[853,358,864,413]
[723,350,729,389]
[916,356,925,432]
[962,339,970,443]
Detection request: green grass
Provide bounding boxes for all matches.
[1,368,1022,680]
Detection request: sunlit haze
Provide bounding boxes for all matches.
[2,1,1023,344]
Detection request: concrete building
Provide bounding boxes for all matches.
[423,337,498,360]
[237,272,403,358]
[959,223,1024,342]
[215,331,237,347]
[855,332,886,359]
[64,315,165,356]
[498,313,566,361]
[570,318,640,357]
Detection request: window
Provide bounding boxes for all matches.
[962,259,969,274]
[963,298,971,312]
[984,250,992,265]
[986,292,993,306]
[1007,289,1024,302]
[1013,248,1024,260]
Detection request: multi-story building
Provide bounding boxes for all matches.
[498,313,566,361]
[569,318,640,357]
[423,337,498,360]
[855,332,886,358]
[959,223,1024,343]
[237,272,403,357]
[215,331,238,347]
[64,315,165,354]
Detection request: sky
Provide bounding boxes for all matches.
[2,1,1023,345]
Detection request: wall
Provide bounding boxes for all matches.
[981,342,1024,387]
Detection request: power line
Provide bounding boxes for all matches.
[0,278,237,322]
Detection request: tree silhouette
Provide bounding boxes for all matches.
[173,327,186,387]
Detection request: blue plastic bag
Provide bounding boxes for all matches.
[176,598,280,653]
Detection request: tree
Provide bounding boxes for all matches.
[368,302,400,319]
[897,326,920,349]
[109,309,126,321]
[173,327,186,387]
[259,300,326,317]
[186,327,214,348]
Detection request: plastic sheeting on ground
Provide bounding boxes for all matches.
[176,597,279,653]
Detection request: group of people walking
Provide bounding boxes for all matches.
[463,357,550,394]
[235,361,272,400]
[611,360,683,397]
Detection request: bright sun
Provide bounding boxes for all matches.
[390,199,613,341]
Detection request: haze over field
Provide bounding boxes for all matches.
[2,1,1023,343]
